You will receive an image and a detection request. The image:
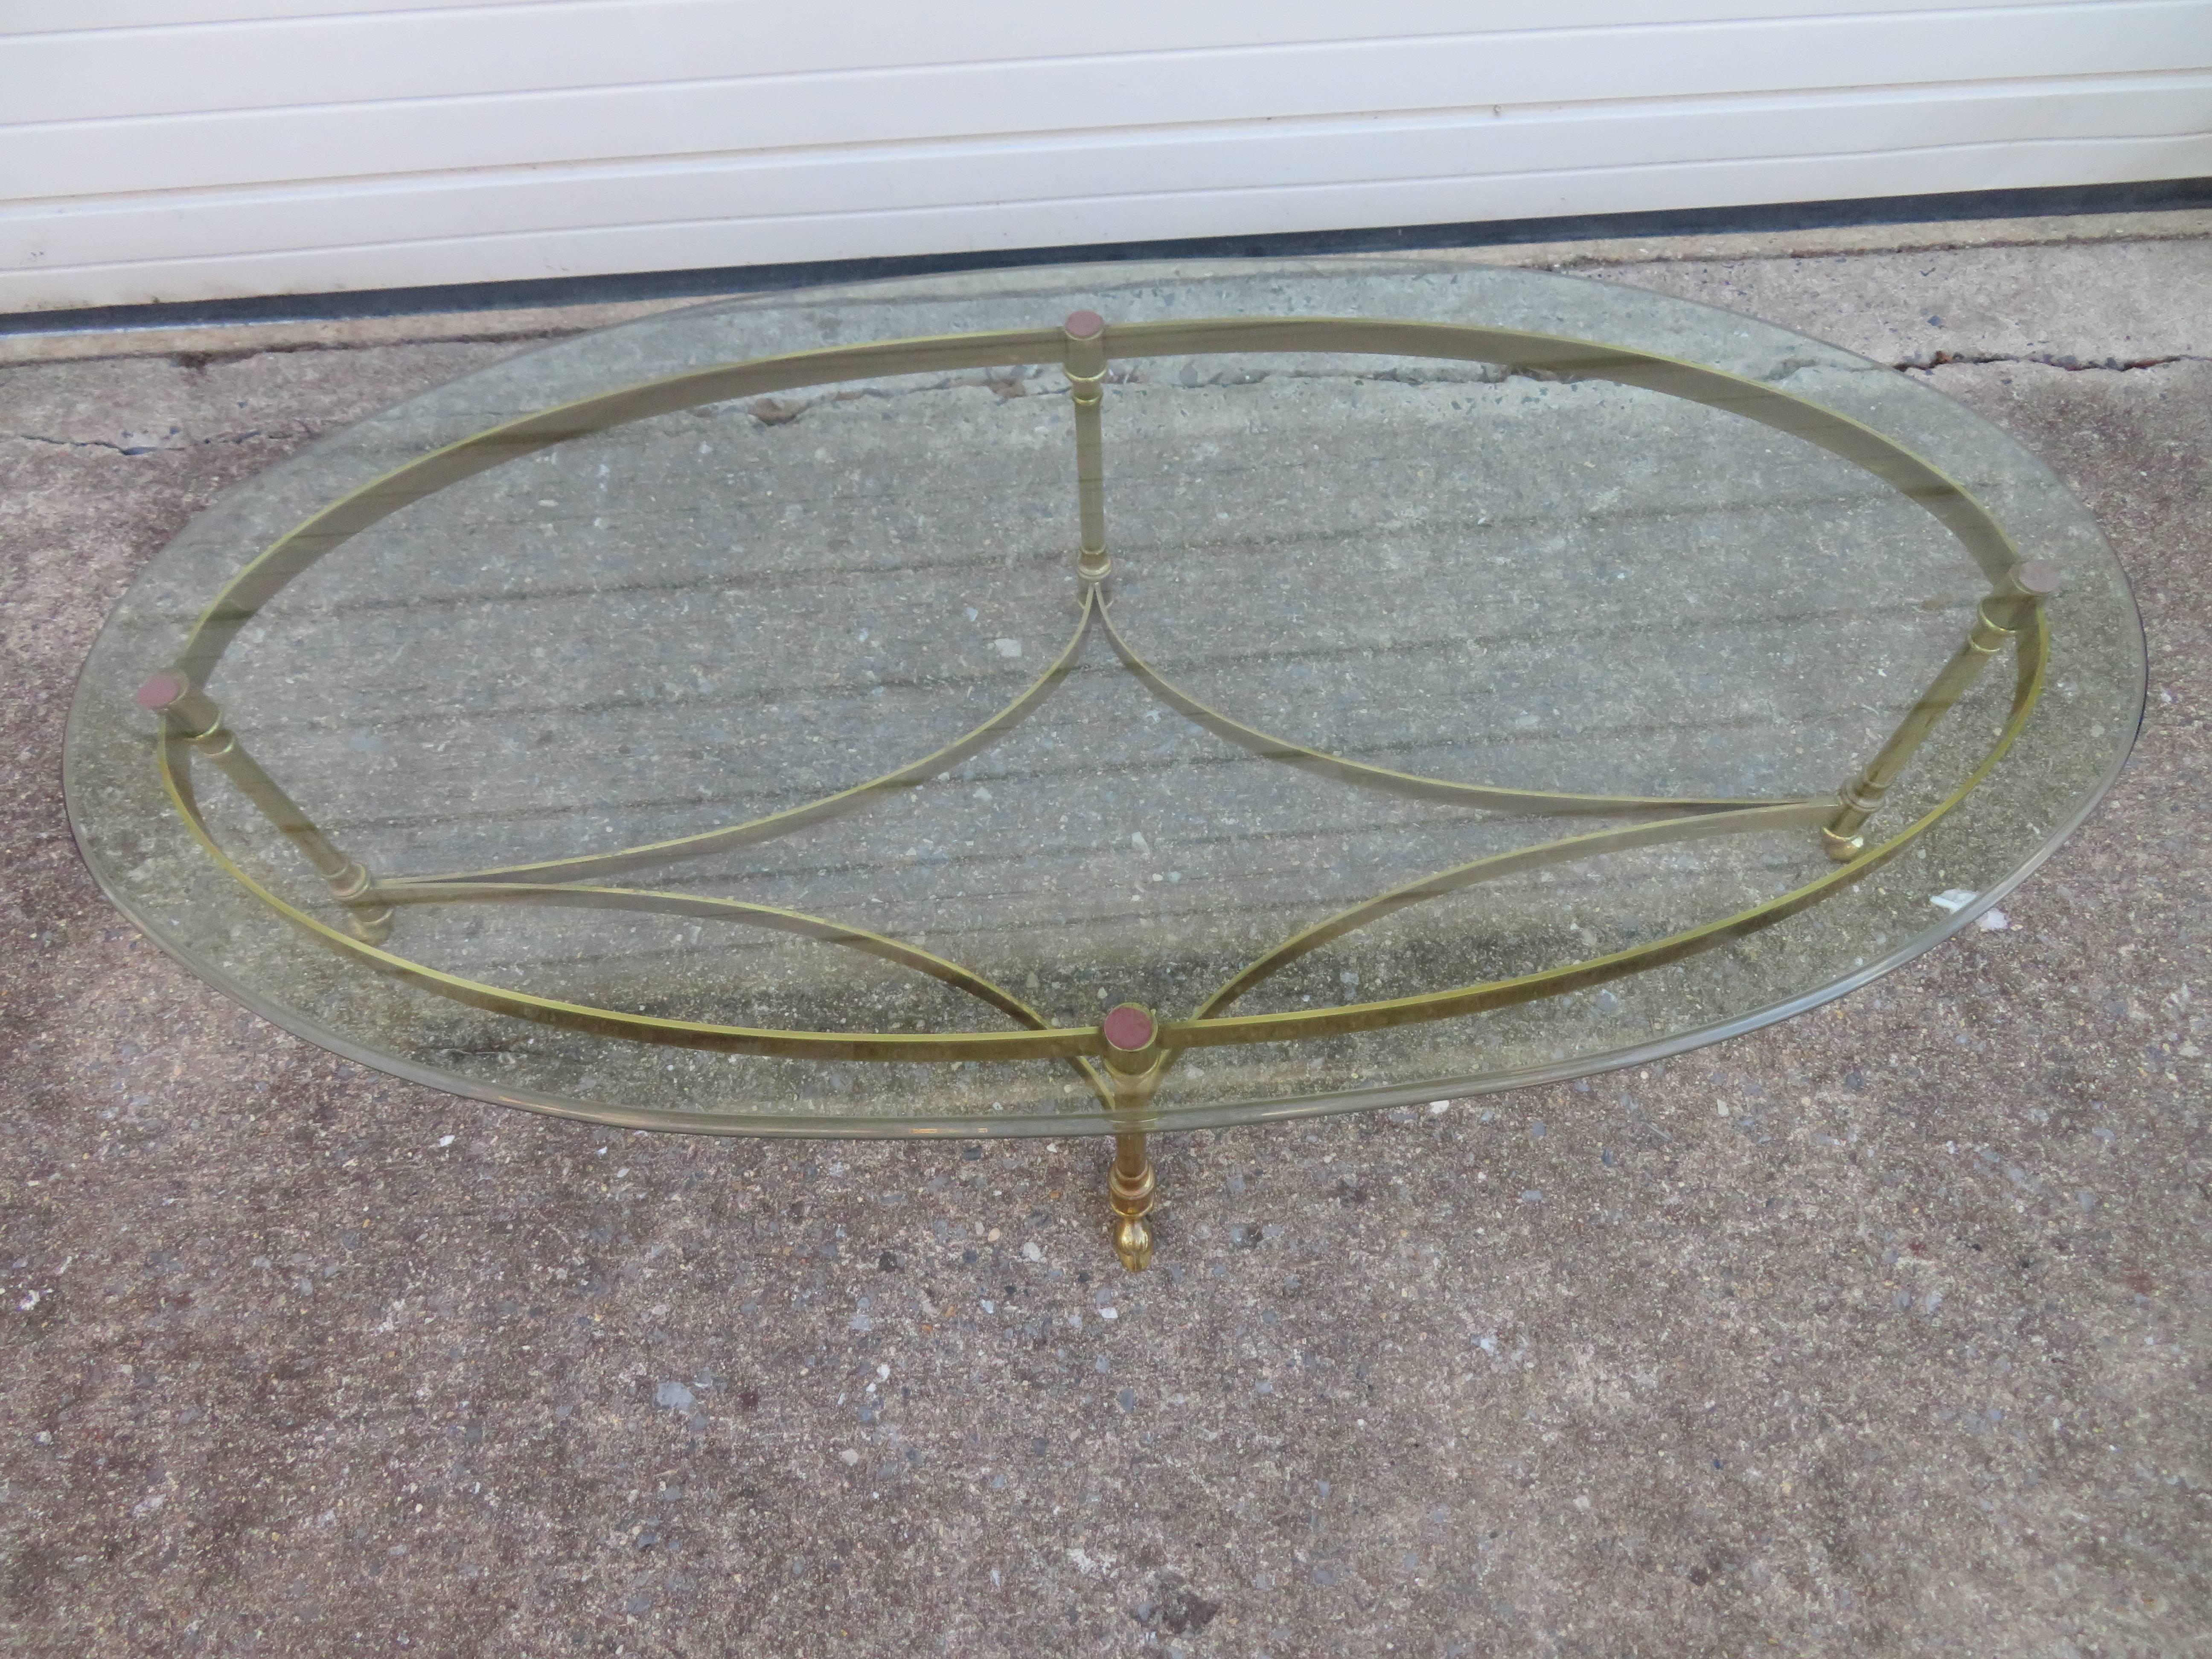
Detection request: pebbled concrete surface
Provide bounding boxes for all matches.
[2,227,2208,1657]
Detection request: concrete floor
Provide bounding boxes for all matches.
[3,216,2208,1657]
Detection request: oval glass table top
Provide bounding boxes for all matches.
[65,259,2145,1138]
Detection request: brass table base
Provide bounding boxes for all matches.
[132,310,2052,1272]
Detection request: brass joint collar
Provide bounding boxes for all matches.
[1060,311,1107,378]
[1837,780,1882,815]
[1109,1161,1155,1217]
[1969,599,2018,653]
[173,703,224,742]
[327,861,375,902]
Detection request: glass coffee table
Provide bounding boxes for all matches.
[64,260,2145,1271]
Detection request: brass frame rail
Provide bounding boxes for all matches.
[139,311,2053,1270]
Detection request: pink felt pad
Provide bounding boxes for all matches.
[1102,1003,1155,1051]
[136,672,187,711]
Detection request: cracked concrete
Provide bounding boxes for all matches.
[1891,355,2209,375]
[11,429,302,456]
[1571,236,2212,375]
[6,205,2207,373]
[2,221,2209,1656]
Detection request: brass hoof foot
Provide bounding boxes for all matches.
[1820,828,1865,863]
[1113,1214,1153,1272]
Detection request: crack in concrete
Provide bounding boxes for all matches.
[14,432,143,454]
[1893,351,2209,374]
[1554,223,2212,269]
[6,347,2202,454]
[170,329,578,365]
[10,427,286,455]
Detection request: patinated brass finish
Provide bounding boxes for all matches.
[1063,310,1111,585]
[1109,1145,1156,1273]
[137,671,393,943]
[389,590,1103,890]
[1103,1004,1163,1270]
[1093,600,1770,819]
[139,310,2054,1268]
[1822,560,2058,860]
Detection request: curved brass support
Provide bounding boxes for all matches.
[375,878,1112,1104]
[170,314,2028,697]
[390,588,1098,888]
[1187,800,1829,1028]
[148,601,2045,1096]
[171,327,1069,687]
[1153,605,2046,1057]
[1091,317,2030,587]
[1097,597,1804,819]
[158,731,1109,1065]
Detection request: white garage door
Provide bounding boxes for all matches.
[5,0,2210,314]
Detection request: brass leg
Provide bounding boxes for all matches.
[1062,311,1111,587]
[1822,560,2056,861]
[138,671,395,943]
[1102,1002,1164,1271]
[1109,1132,1155,1272]
[1062,311,1155,1269]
